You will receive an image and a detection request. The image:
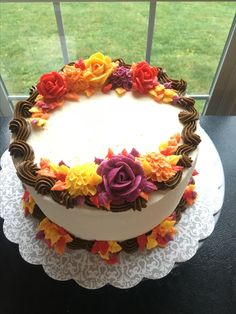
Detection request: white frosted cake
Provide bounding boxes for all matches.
[9,53,200,263]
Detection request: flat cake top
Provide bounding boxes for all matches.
[27,92,183,166]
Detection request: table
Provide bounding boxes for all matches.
[0,116,235,314]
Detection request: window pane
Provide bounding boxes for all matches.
[152,1,236,112]
[195,100,206,113]
[61,2,149,63]
[0,3,63,94]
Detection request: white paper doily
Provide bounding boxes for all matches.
[0,128,224,289]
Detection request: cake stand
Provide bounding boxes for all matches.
[0,128,224,289]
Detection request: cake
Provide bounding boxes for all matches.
[9,52,200,263]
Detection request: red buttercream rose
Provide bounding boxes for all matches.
[36,72,67,100]
[132,61,158,94]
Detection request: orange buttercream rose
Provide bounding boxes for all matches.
[62,65,89,93]
[84,52,117,87]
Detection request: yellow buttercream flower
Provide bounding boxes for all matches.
[84,52,117,87]
[65,163,102,197]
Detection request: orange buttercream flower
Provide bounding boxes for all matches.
[62,65,89,93]
[139,152,177,182]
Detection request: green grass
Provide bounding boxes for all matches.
[0,2,235,112]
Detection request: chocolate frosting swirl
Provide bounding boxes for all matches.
[14,100,33,118]
[50,190,62,204]
[50,190,75,209]
[175,144,196,155]
[60,62,75,72]
[67,237,93,251]
[61,191,76,209]
[35,176,56,195]
[157,67,187,95]
[156,181,169,190]
[109,202,132,212]
[9,118,31,141]
[28,88,39,104]
[178,106,199,124]
[32,204,46,220]
[178,154,192,168]
[164,171,183,189]
[119,238,138,253]
[176,96,195,109]
[131,197,147,211]
[176,96,200,154]
[85,196,147,213]
[9,140,34,161]
[182,121,201,146]
[177,197,187,209]
[171,79,187,95]
[16,161,39,186]
[175,197,188,222]
[111,197,147,212]
[29,86,37,96]
[112,58,131,69]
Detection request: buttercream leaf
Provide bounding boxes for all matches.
[54,237,67,254]
[166,155,182,165]
[106,254,119,265]
[36,168,56,178]
[51,180,67,191]
[146,236,158,250]
[108,241,122,254]
[44,228,61,246]
[64,92,79,101]
[137,234,147,251]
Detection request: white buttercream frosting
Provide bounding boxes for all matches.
[28,92,184,166]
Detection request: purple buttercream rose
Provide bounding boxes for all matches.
[97,154,157,204]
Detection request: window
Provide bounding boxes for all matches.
[0,1,235,115]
